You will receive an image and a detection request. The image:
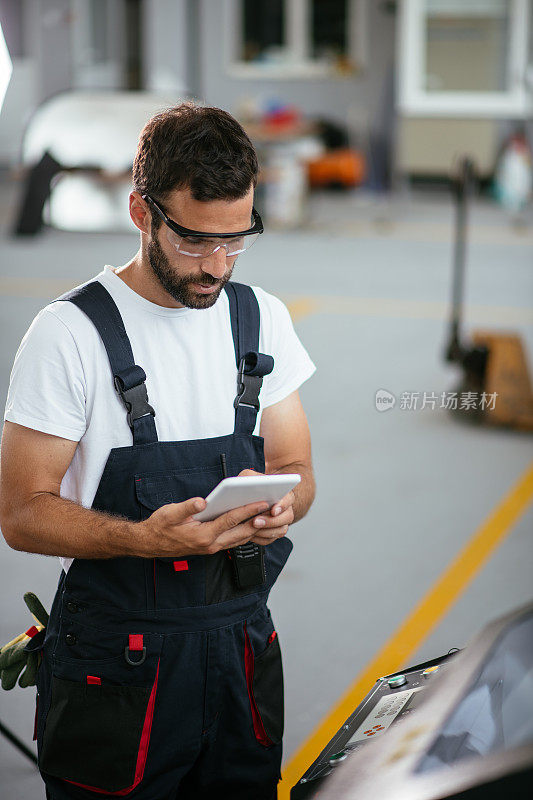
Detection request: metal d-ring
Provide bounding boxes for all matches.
[124,645,146,666]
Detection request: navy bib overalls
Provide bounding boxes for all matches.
[34,280,293,800]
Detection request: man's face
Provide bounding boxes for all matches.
[146,186,254,310]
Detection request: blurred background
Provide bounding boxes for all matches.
[0,1,532,798]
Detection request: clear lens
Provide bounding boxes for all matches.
[166,229,259,258]
[225,233,260,256]
[224,236,246,256]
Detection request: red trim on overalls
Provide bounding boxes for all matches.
[244,624,272,747]
[86,676,102,685]
[25,626,39,638]
[173,560,188,572]
[128,634,143,651]
[65,660,160,795]
[33,694,39,741]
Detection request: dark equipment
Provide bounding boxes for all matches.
[219,452,266,589]
[294,601,533,800]
[290,651,459,799]
[444,156,533,430]
[445,158,488,383]
[13,151,62,236]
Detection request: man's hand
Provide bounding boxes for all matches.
[138,494,276,557]
[237,468,295,546]
[139,468,294,557]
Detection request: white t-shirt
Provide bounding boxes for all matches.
[4,267,316,572]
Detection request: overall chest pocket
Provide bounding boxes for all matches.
[134,468,224,520]
[134,469,225,567]
[39,630,162,795]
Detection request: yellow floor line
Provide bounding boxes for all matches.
[304,220,533,247]
[279,461,533,799]
[0,277,75,297]
[285,297,320,322]
[284,295,533,325]
[1,283,530,327]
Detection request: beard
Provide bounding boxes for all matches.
[147,229,235,310]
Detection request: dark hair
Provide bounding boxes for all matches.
[133,102,258,226]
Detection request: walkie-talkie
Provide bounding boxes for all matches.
[220,454,266,589]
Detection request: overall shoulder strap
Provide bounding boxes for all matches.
[56,281,157,445]
[224,282,274,435]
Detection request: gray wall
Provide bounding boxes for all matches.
[142,0,188,93]
[27,0,73,103]
[197,0,397,140]
[0,0,73,166]
[0,0,396,165]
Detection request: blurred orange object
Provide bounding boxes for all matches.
[307,148,365,188]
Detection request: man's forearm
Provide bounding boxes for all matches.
[2,466,315,558]
[269,462,315,524]
[2,492,144,559]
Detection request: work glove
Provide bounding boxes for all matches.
[0,592,49,690]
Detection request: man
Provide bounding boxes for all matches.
[0,103,315,799]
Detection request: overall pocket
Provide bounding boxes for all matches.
[244,623,284,746]
[135,469,223,566]
[134,467,223,520]
[40,627,161,794]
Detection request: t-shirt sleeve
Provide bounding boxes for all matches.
[4,307,87,441]
[254,287,316,409]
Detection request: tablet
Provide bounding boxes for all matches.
[192,474,301,523]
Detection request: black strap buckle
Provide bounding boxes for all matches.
[233,358,263,411]
[114,377,156,429]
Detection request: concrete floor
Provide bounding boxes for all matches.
[0,185,532,798]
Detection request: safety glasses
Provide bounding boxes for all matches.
[142,194,263,258]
